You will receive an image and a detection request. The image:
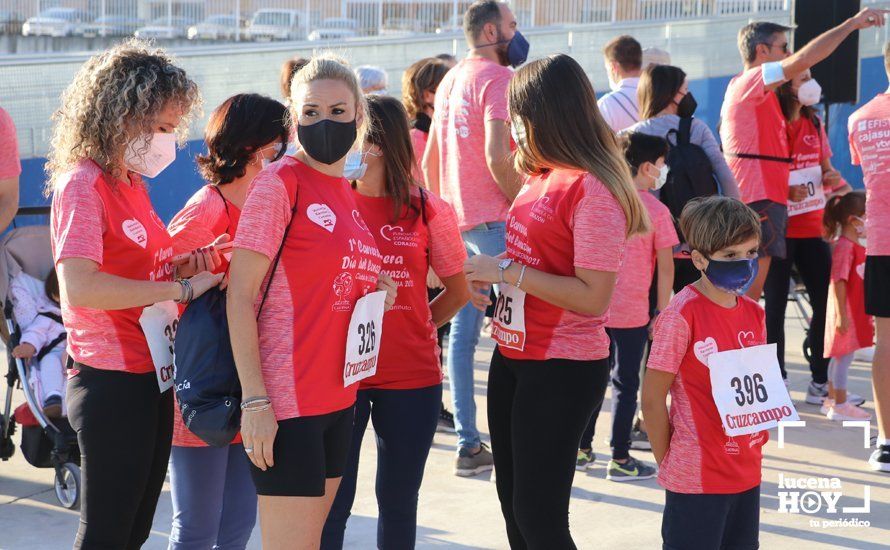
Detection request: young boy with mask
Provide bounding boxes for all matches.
[577,133,678,480]
[642,196,768,549]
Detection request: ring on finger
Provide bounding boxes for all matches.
[245,446,254,453]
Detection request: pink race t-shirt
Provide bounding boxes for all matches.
[496,169,627,361]
[825,237,874,358]
[848,94,890,256]
[433,57,512,231]
[168,184,242,447]
[353,187,466,390]
[235,157,382,420]
[0,107,21,179]
[51,160,175,374]
[608,190,678,329]
[410,127,428,182]
[720,66,790,205]
[648,285,768,494]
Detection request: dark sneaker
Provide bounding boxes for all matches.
[606,456,657,482]
[437,405,456,433]
[42,395,62,419]
[630,427,652,451]
[805,381,828,405]
[869,445,890,473]
[455,443,494,477]
[576,449,595,471]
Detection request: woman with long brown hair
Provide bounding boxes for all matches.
[463,53,649,548]
[402,57,450,178]
[321,94,468,549]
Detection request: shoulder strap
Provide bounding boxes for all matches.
[257,185,299,317]
[678,117,693,145]
[36,332,67,362]
[725,152,793,163]
[211,185,232,235]
[37,311,64,324]
[610,91,639,123]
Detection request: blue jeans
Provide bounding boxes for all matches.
[448,221,506,449]
[321,384,442,549]
[169,444,257,550]
[580,326,649,460]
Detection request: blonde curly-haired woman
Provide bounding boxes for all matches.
[46,40,225,549]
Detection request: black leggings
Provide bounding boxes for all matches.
[488,347,609,549]
[67,364,174,550]
[763,237,831,383]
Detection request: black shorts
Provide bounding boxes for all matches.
[662,486,760,550]
[866,255,890,318]
[249,406,354,497]
[748,200,787,260]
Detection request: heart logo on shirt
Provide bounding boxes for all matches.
[380,224,403,242]
[307,203,336,233]
[352,209,369,232]
[856,262,866,280]
[122,219,148,249]
[737,330,757,348]
[803,134,820,148]
[693,337,719,365]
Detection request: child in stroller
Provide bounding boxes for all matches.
[9,269,66,418]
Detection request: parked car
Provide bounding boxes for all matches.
[21,8,90,37]
[308,18,359,41]
[80,15,142,37]
[246,9,303,41]
[134,16,195,40]
[0,11,24,35]
[187,14,245,41]
[379,18,424,37]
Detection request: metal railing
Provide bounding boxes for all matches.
[0,0,788,50]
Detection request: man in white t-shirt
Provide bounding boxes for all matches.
[598,35,642,133]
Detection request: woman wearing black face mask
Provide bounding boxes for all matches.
[226,55,398,548]
[625,63,740,291]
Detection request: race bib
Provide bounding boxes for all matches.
[707,343,799,436]
[787,166,825,217]
[343,290,387,387]
[139,301,179,393]
[491,284,527,351]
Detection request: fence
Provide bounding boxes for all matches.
[0,0,788,47]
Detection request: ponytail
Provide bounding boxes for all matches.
[823,191,866,239]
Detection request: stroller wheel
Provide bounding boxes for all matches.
[54,462,80,510]
[803,333,813,364]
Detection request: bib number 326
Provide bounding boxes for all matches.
[344,290,387,387]
[139,301,180,393]
[707,343,799,436]
[491,284,527,351]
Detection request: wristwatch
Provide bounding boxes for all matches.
[498,258,514,284]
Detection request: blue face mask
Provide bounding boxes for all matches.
[505,31,530,68]
[703,257,759,296]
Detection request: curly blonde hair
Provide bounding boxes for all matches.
[45,39,201,196]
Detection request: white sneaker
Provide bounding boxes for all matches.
[828,402,872,422]
[820,398,835,416]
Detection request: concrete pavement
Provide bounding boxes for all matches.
[1,316,889,549]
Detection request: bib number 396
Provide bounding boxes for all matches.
[491,284,527,351]
[139,301,180,393]
[344,290,387,387]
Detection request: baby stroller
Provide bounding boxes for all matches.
[788,266,814,363]
[0,206,81,509]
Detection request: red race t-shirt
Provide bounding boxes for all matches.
[353,187,466,390]
[168,184,242,447]
[648,285,768,494]
[499,168,627,361]
[235,157,382,420]
[51,160,175,373]
[720,66,790,206]
[825,237,874,358]
[786,116,845,239]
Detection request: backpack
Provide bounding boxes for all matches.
[174,185,297,447]
[661,117,720,238]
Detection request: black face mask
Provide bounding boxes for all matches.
[676,92,698,118]
[297,118,357,165]
[414,112,432,134]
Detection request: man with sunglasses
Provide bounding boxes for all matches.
[719,9,886,314]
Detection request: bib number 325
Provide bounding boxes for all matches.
[344,290,387,387]
[491,284,527,352]
[139,301,180,393]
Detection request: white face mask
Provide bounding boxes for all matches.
[343,150,368,181]
[124,132,177,178]
[654,163,669,190]
[797,79,822,106]
[258,142,285,169]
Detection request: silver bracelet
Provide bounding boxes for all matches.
[174,279,188,304]
[240,396,271,410]
[516,264,528,289]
